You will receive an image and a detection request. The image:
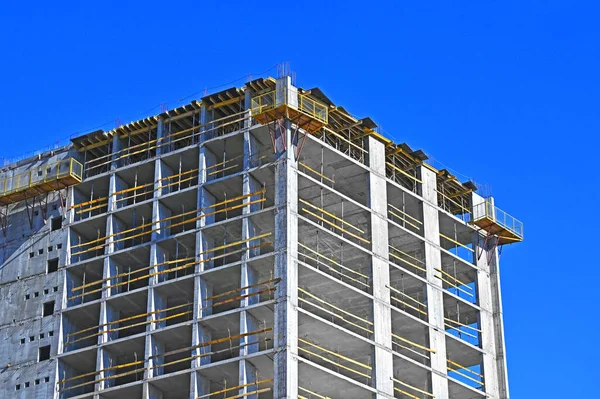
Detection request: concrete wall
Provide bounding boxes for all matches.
[0,148,73,398]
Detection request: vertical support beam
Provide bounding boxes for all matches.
[191,104,211,399]
[96,166,122,392]
[156,117,165,156]
[273,77,299,399]
[420,165,450,399]
[472,193,508,399]
[366,136,394,398]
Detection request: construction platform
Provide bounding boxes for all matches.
[472,200,524,245]
[251,89,328,133]
[0,158,83,206]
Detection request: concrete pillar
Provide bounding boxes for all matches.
[419,165,450,399]
[156,118,165,156]
[111,134,124,170]
[96,349,117,390]
[472,193,509,399]
[155,159,174,197]
[191,372,210,399]
[366,136,394,398]
[109,174,127,212]
[272,91,299,398]
[239,360,258,399]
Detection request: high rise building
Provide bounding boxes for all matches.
[0,74,522,399]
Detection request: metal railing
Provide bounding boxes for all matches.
[472,200,523,238]
[250,89,328,124]
[0,158,83,197]
[250,90,276,115]
[299,94,328,123]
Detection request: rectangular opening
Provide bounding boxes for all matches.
[47,258,59,273]
[51,216,62,231]
[38,345,50,361]
[43,301,55,317]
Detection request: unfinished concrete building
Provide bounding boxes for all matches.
[0,74,523,399]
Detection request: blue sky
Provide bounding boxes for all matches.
[1,1,598,397]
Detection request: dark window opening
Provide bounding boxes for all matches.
[34,292,39,297]
[47,258,59,273]
[29,252,34,258]
[25,294,30,300]
[38,249,43,255]
[35,379,40,385]
[50,217,62,231]
[48,246,53,252]
[44,377,49,383]
[42,301,54,317]
[20,338,25,344]
[24,382,30,388]
[56,243,62,250]
[38,345,50,361]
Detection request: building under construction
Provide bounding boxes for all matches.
[0,73,523,399]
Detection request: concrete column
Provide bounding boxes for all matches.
[145,383,164,399]
[420,165,450,399]
[366,136,394,398]
[155,160,174,197]
[239,360,258,399]
[156,118,165,156]
[109,174,127,212]
[96,349,117,390]
[190,108,213,398]
[273,99,299,398]
[111,134,124,170]
[191,372,210,399]
[472,193,509,399]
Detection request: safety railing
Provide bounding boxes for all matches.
[0,158,83,198]
[250,89,329,124]
[299,94,328,123]
[472,200,523,239]
[250,90,276,115]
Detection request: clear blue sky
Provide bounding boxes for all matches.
[1,1,597,397]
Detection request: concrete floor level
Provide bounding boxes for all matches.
[0,74,522,399]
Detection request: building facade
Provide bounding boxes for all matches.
[0,75,522,399]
